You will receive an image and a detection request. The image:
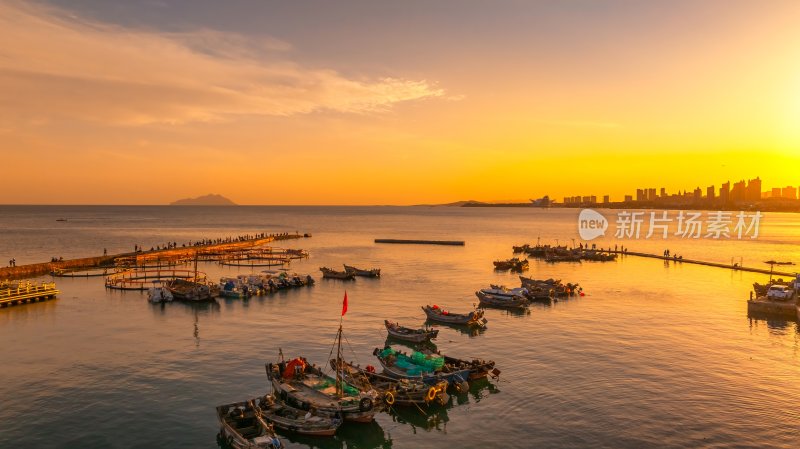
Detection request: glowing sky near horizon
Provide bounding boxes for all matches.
[1,0,799,205]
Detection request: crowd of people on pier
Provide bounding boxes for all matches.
[132,232,298,253]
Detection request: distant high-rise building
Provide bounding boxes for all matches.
[746,177,762,201]
[636,189,645,202]
[772,187,782,198]
[603,195,610,204]
[660,187,667,198]
[730,180,746,202]
[582,196,592,203]
[706,185,715,201]
[647,188,657,201]
[782,186,797,200]
[624,195,633,202]
[693,187,702,202]
[720,181,730,204]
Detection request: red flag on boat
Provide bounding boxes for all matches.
[341,291,348,316]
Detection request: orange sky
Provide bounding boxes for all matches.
[1,1,799,205]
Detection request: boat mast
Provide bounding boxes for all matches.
[335,323,343,397]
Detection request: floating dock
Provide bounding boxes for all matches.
[0,281,59,307]
[375,239,465,246]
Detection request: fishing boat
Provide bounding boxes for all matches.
[384,320,438,343]
[343,265,381,278]
[519,276,580,298]
[331,359,449,407]
[319,267,355,280]
[492,258,529,271]
[216,400,283,449]
[372,347,473,392]
[147,280,173,303]
[475,289,528,309]
[266,358,380,423]
[252,395,342,437]
[421,305,487,327]
[167,278,217,301]
[219,277,253,299]
[266,297,382,424]
[439,354,498,381]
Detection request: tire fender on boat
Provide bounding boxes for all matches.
[426,386,437,402]
[384,390,395,405]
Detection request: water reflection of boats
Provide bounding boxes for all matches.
[277,419,393,449]
[386,378,496,433]
[388,404,450,434]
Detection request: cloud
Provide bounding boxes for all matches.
[0,1,444,126]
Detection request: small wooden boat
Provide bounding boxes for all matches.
[384,320,438,343]
[319,267,355,280]
[331,359,449,407]
[216,400,283,448]
[439,354,498,381]
[343,265,381,278]
[475,290,528,309]
[253,395,342,437]
[372,347,472,391]
[167,278,217,302]
[493,257,529,271]
[147,281,173,303]
[266,359,380,423]
[421,305,486,327]
[219,277,253,299]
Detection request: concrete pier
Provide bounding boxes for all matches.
[375,239,465,246]
[609,250,797,277]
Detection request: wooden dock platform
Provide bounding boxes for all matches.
[0,281,59,308]
[375,239,465,246]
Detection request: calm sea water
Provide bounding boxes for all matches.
[1,206,799,449]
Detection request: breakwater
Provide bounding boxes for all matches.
[612,250,797,277]
[0,233,306,280]
[375,239,465,246]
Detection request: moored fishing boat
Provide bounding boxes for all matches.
[371,347,473,392]
[422,305,487,327]
[167,278,217,302]
[331,359,449,407]
[252,395,342,437]
[475,289,528,309]
[266,358,381,423]
[147,280,173,303]
[219,277,253,299]
[493,257,529,271]
[216,400,283,449]
[519,276,581,299]
[384,320,438,343]
[439,354,498,381]
[319,267,355,280]
[343,264,381,277]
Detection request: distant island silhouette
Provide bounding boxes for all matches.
[170,194,237,206]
